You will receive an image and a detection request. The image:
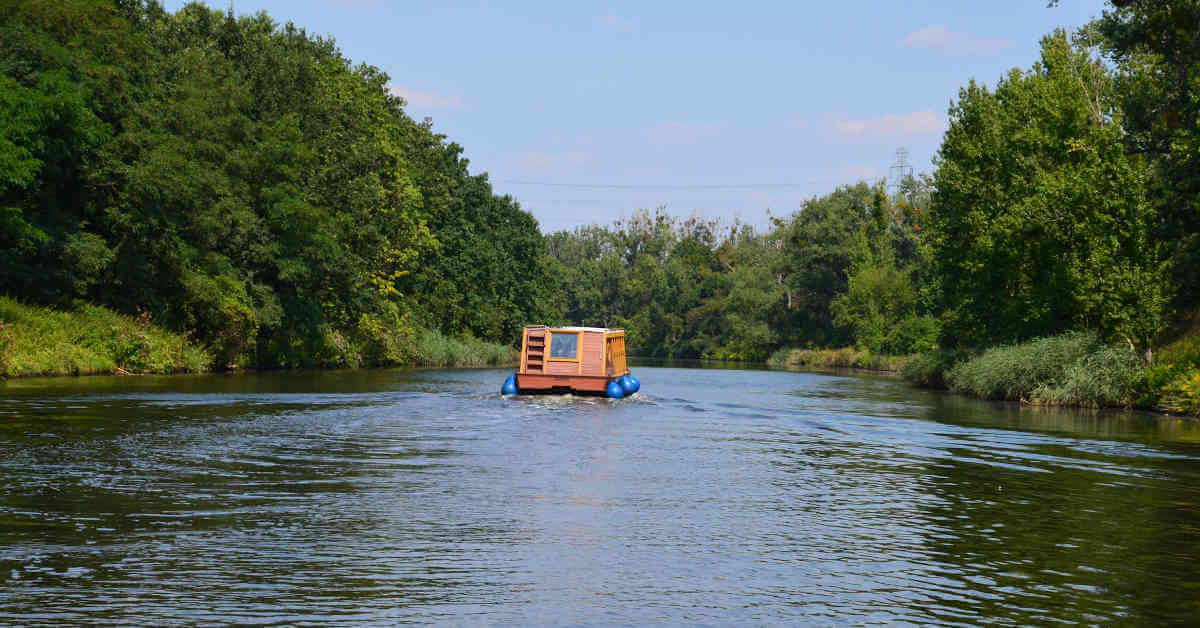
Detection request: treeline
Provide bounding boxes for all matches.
[543,7,1200,412]
[543,176,935,363]
[0,1,556,369]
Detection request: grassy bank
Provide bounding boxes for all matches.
[0,297,211,377]
[411,329,518,367]
[0,298,518,378]
[768,347,909,372]
[901,328,1200,415]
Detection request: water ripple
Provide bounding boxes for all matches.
[0,367,1198,624]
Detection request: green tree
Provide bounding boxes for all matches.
[0,0,555,368]
[931,29,1167,353]
[774,183,876,347]
[1092,0,1200,314]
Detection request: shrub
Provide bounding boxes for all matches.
[946,332,1102,400]
[0,321,13,378]
[413,329,517,367]
[1160,367,1200,415]
[902,349,967,389]
[889,315,941,355]
[1031,345,1144,407]
[1156,328,1200,368]
[767,346,908,371]
[766,347,792,369]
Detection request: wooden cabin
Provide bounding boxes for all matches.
[515,326,629,394]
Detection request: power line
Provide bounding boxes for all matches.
[498,180,821,190]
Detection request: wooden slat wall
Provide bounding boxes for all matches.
[581,332,604,376]
[605,336,627,376]
[545,361,578,375]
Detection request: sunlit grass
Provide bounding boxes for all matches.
[0,297,211,377]
[412,329,517,367]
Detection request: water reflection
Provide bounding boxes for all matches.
[0,367,1198,623]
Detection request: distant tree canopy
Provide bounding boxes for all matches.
[543,182,940,362]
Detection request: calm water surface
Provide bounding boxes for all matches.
[1,366,1199,625]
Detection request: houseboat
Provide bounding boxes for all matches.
[501,326,640,398]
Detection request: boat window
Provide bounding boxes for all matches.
[549,332,579,358]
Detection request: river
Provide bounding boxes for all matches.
[1,365,1198,624]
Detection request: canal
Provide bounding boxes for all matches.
[1,366,1198,624]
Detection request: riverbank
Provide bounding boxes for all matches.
[0,298,517,379]
[0,297,211,377]
[767,347,909,373]
[902,330,1200,416]
[767,329,1200,417]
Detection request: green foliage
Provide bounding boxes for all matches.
[1160,368,1200,415]
[0,296,210,376]
[1031,345,1145,407]
[1095,1,1200,312]
[412,329,517,367]
[545,209,787,361]
[354,309,419,367]
[0,0,1187,396]
[941,332,1156,408]
[1155,317,1200,368]
[830,209,938,355]
[1138,316,1200,410]
[901,349,967,389]
[0,320,12,378]
[543,177,938,364]
[946,332,1104,400]
[0,1,553,369]
[767,346,908,372]
[931,29,1168,351]
[774,183,875,347]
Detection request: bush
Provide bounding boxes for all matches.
[889,315,941,355]
[1156,326,1200,368]
[766,347,792,369]
[1031,345,1144,407]
[1160,367,1200,415]
[946,332,1102,400]
[1133,315,1200,411]
[767,346,908,372]
[902,349,966,389]
[413,329,516,367]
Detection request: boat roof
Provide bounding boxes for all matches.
[525,325,622,333]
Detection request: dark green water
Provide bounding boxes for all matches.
[1,366,1198,624]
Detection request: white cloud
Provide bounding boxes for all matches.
[644,121,724,146]
[602,13,637,31]
[831,110,946,138]
[901,25,1013,54]
[388,86,466,110]
[511,151,593,171]
[903,25,954,48]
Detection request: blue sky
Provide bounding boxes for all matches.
[165,0,1108,233]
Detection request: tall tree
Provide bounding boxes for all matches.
[931,29,1167,352]
[1093,0,1200,312]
